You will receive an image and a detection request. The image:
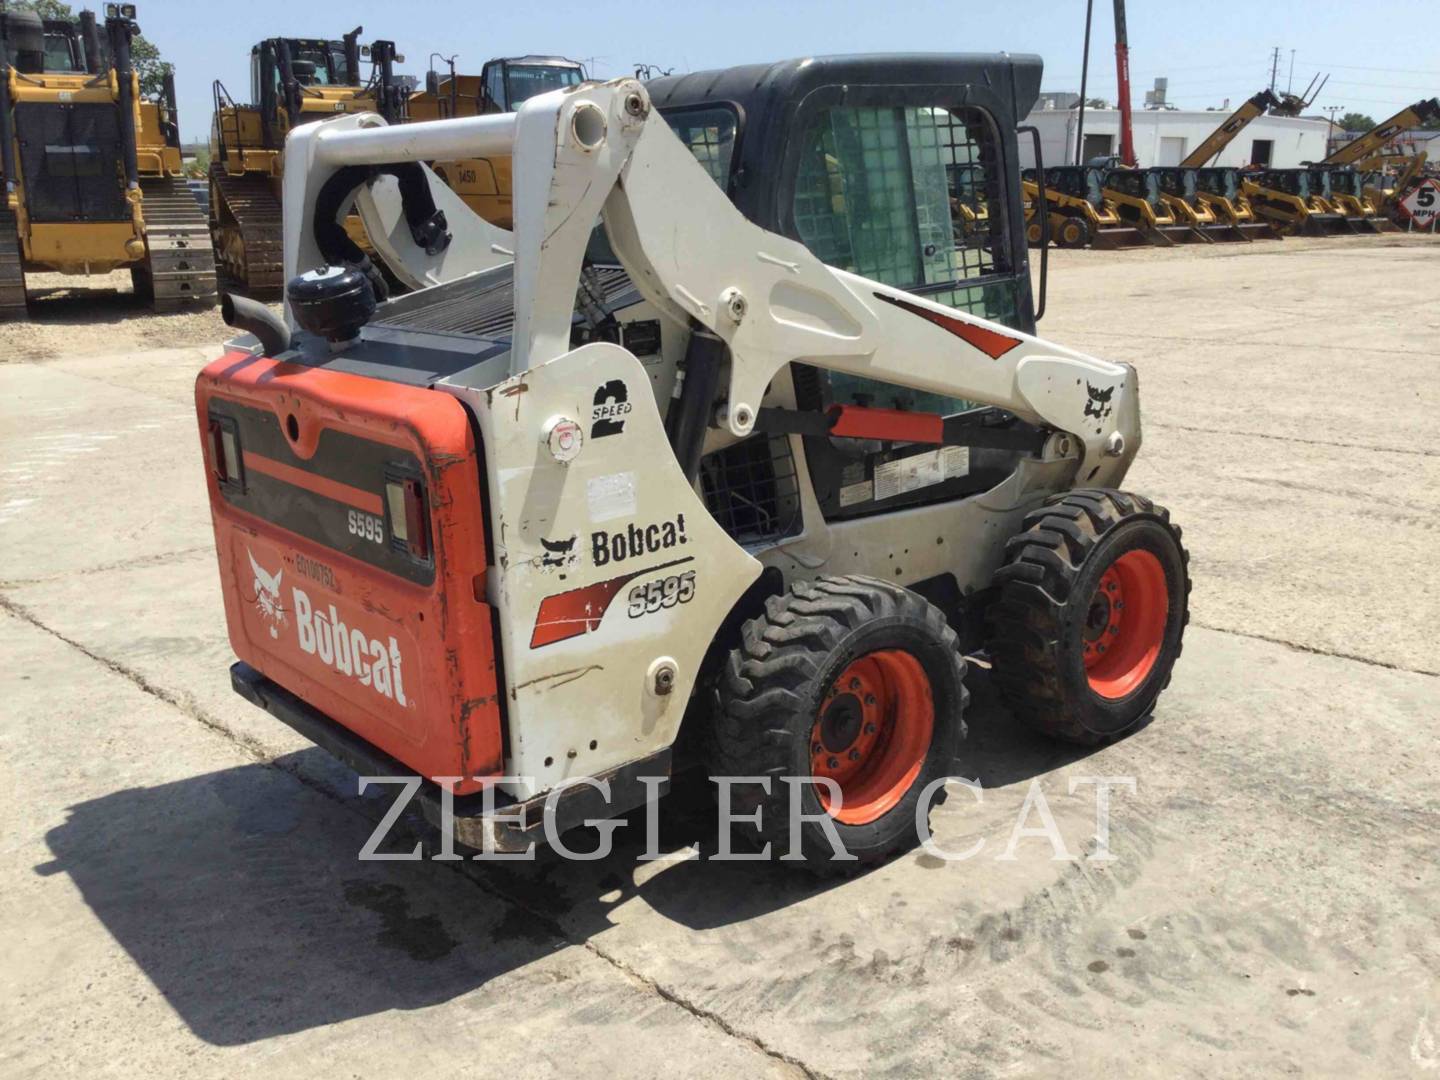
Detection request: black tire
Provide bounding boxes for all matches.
[1058,215,1092,248]
[987,489,1190,745]
[710,575,967,872]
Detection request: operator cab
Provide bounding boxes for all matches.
[480,55,585,112]
[1194,167,1241,200]
[1026,165,1106,207]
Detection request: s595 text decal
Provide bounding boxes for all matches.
[627,570,696,618]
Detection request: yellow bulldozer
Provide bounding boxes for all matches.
[407,54,585,228]
[208,28,405,292]
[0,3,215,318]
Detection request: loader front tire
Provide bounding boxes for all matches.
[711,575,967,872]
[987,490,1190,745]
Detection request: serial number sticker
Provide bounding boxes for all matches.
[839,479,874,507]
[873,446,969,501]
[587,471,637,523]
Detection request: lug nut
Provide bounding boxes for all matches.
[812,742,823,755]
[848,749,861,761]
[863,722,877,735]
[1097,644,1107,653]
[1110,625,1120,634]
[864,694,876,706]
[827,756,840,770]
[849,677,861,690]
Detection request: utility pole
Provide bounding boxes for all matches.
[1287,49,1295,94]
[1268,46,1280,93]
[1323,104,1345,155]
[1075,0,1094,165]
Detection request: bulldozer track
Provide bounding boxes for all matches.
[210,170,284,296]
[139,176,219,312]
[0,208,27,320]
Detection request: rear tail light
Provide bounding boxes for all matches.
[386,476,429,560]
[208,416,242,487]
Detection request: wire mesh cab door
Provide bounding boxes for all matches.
[777,90,1033,523]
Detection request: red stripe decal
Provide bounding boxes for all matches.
[874,292,1022,360]
[242,451,384,515]
[530,557,694,649]
[828,405,943,444]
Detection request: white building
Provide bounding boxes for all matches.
[1020,107,1330,169]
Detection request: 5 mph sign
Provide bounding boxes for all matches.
[1398,178,1440,230]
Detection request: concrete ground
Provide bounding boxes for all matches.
[1,235,1437,1078]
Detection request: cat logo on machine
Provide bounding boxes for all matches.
[249,549,287,639]
[590,379,631,439]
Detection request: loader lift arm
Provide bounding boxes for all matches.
[281,77,1137,480]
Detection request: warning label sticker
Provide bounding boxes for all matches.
[873,446,970,501]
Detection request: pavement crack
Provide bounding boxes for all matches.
[0,545,213,589]
[1194,620,1438,678]
[0,593,344,804]
[447,865,829,1080]
[1148,422,1438,458]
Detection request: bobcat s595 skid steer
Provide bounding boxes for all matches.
[197,55,1191,870]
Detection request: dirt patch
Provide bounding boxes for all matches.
[0,271,270,362]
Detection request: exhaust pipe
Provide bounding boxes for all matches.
[222,293,291,357]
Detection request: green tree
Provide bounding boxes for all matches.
[1338,112,1377,133]
[13,0,170,99]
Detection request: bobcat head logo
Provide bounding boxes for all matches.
[248,549,286,639]
[1084,382,1115,420]
[539,535,578,570]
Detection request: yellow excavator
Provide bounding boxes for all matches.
[209,29,405,293]
[1,3,215,318]
[407,54,585,228]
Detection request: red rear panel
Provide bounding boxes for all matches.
[196,351,501,794]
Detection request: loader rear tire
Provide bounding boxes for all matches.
[987,490,1190,745]
[710,575,967,872]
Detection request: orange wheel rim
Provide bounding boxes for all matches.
[1083,549,1169,700]
[809,649,934,826]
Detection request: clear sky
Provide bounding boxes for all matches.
[129,0,1440,143]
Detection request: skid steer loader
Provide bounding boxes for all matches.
[1100,165,1204,245]
[197,56,1191,869]
[1242,167,1351,236]
[1021,165,1143,249]
[1192,167,1276,240]
[0,4,216,317]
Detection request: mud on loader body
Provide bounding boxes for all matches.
[198,56,1191,869]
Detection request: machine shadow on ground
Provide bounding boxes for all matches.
[33,671,1120,1047]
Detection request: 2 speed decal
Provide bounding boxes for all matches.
[590,379,631,439]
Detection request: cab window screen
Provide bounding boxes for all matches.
[792,104,1019,414]
[664,107,737,190]
[506,65,583,108]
